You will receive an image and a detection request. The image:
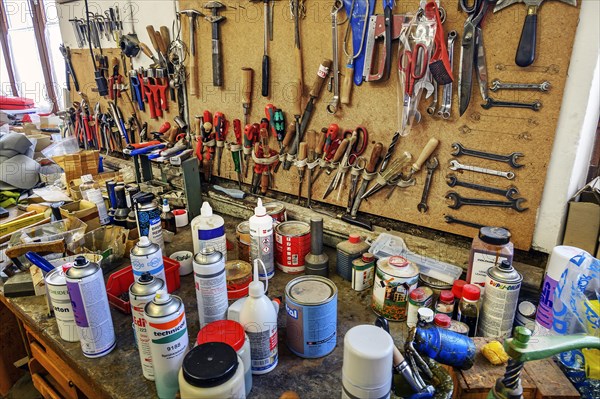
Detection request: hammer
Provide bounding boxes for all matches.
[204,2,226,87]
[178,9,204,97]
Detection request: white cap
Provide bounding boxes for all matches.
[201,202,213,217]
[154,290,170,304]
[138,236,151,247]
[417,307,434,323]
[254,198,266,216]
[248,261,265,297]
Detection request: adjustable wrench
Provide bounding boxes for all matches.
[445,191,528,212]
[437,30,456,119]
[446,174,519,200]
[449,159,515,180]
[451,142,524,168]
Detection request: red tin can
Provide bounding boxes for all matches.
[275,221,311,274]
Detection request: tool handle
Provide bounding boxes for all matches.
[160,26,171,48]
[262,54,270,97]
[332,138,349,163]
[298,142,307,161]
[146,25,160,52]
[282,122,296,148]
[315,129,326,156]
[340,62,353,104]
[295,46,304,100]
[241,67,253,105]
[413,138,439,172]
[194,117,202,135]
[190,61,198,97]
[309,59,332,99]
[366,143,384,173]
[515,11,537,67]
[139,42,155,60]
[306,129,316,160]
[155,31,167,56]
[292,79,302,117]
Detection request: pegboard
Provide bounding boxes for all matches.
[68,0,582,250]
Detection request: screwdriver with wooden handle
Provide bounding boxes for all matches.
[241,67,253,125]
[259,128,271,195]
[306,129,318,207]
[273,122,296,173]
[403,137,440,182]
[350,142,383,217]
[296,142,308,201]
[322,137,350,199]
[282,79,303,171]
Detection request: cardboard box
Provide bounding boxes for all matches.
[59,200,100,232]
[52,150,99,184]
[68,171,121,200]
[562,179,600,255]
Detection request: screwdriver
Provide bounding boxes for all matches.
[259,128,271,195]
[273,122,296,173]
[251,142,262,194]
[243,123,258,178]
[296,142,308,202]
[241,67,253,124]
[350,142,384,217]
[306,129,318,207]
[231,119,243,189]
[283,79,302,171]
[214,112,227,176]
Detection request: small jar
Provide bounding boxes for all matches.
[435,290,455,317]
[468,227,514,294]
[434,313,451,329]
[457,284,481,337]
[406,287,433,328]
[451,280,467,319]
[197,320,252,397]
[179,342,245,399]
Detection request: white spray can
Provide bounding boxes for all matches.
[190,202,227,260]
[193,247,228,327]
[249,199,274,280]
[145,290,189,399]
[240,260,279,374]
[130,236,166,283]
[129,273,165,380]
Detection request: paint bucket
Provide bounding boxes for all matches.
[236,221,250,263]
[264,201,286,224]
[45,268,79,342]
[372,256,419,321]
[275,221,311,274]
[225,260,252,299]
[285,275,338,358]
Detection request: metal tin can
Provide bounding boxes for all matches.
[406,287,434,327]
[65,256,116,358]
[285,276,338,358]
[351,253,376,292]
[193,248,228,327]
[275,221,311,274]
[372,256,419,321]
[264,201,286,224]
[448,320,470,336]
[129,273,165,381]
[45,268,78,342]
[144,291,188,399]
[135,194,164,251]
[131,236,166,283]
[418,274,453,302]
[478,261,522,338]
[236,221,250,263]
[226,260,252,299]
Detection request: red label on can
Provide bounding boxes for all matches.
[275,223,310,273]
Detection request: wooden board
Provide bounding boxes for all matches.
[67,0,582,250]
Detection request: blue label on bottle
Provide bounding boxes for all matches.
[197,226,225,240]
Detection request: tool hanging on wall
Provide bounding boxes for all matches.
[84,0,108,96]
[228,119,244,189]
[434,30,457,119]
[326,0,343,114]
[295,142,308,201]
[349,142,383,218]
[241,68,253,124]
[59,45,80,92]
[363,14,409,83]
[426,1,452,85]
[243,123,259,177]
[313,124,340,183]
[340,0,370,104]
[178,10,204,97]
[250,0,273,97]
[204,2,226,86]
[304,129,318,206]
[214,112,228,175]
[291,0,305,94]
[264,104,285,149]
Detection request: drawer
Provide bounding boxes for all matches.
[31,372,62,399]
[28,349,79,399]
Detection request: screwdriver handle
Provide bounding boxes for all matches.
[413,138,439,172]
[340,61,353,104]
[160,26,171,47]
[282,122,296,149]
[241,67,253,105]
[332,138,349,163]
[292,79,302,116]
[298,142,307,161]
[139,42,155,59]
[306,129,316,161]
[262,55,270,97]
[309,59,332,99]
[315,129,326,157]
[366,143,384,173]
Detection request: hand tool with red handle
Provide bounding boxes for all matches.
[213,111,228,175]
[313,123,340,182]
[231,119,244,189]
[243,123,258,178]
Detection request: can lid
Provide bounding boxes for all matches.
[518,301,537,318]
[197,320,245,352]
[434,313,451,328]
[417,308,434,323]
[462,284,481,301]
[182,342,239,388]
[439,290,455,303]
[361,252,374,262]
[388,256,409,268]
[451,280,467,299]
[478,227,511,246]
[348,234,361,244]
[409,287,425,301]
[194,247,223,265]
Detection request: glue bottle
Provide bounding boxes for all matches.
[239,260,279,375]
[190,202,227,260]
[249,199,274,280]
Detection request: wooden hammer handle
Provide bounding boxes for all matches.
[6,240,66,259]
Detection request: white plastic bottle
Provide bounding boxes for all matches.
[79,174,110,225]
[239,260,278,375]
[249,199,274,280]
[190,202,227,260]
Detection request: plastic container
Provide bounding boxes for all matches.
[406,287,433,328]
[249,199,274,280]
[451,279,467,319]
[190,202,227,260]
[197,320,252,397]
[457,284,481,337]
[435,290,455,317]
[337,234,369,281]
[106,257,181,314]
[467,227,513,294]
[434,313,451,329]
[79,174,110,225]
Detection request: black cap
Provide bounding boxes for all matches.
[182,342,239,388]
[74,256,88,267]
[478,227,511,246]
[139,272,153,283]
[500,260,512,270]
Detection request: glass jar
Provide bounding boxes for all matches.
[467,227,513,294]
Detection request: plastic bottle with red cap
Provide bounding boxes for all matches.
[457,284,481,337]
[435,290,455,317]
[451,279,467,319]
[434,313,451,329]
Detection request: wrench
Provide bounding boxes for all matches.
[481,98,542,111]
[326,0,342,115]
[417,157,439,213]
[444,214,486,230]
[446,173,519,199]
[437,30,457,120]
[451,142,524,168]
[449,159,515,180]
[445,191,528,212]
[426,83,438,116]
[490,79,551,92]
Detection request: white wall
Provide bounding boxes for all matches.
[54,0,599,254]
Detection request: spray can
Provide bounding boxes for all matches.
[413,322,476,370]
[478,260,522,337]
[145,290,189,399]
[131,236,166,283]
[65,256,116,358]
[133,192,165,251]
[249,199,274,280]
[190,202,227,260]
[129,272,165,380]
[79,174,110,225]
[193,247,228,327]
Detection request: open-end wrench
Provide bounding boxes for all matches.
[417,157,439,213]
[449,159,515,180]
[482,98,542,111]
[445,191,528,212]
[490,79,551,92]
[426,83,438,116]
[444,214,486,230]
[446,174,519,199]
[451,142,524,168]
[437,30,456,120]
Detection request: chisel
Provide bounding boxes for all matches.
[350,142,383,217]
[296,142,307,202]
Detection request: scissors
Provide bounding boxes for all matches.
[399,43,428,97]
[458,0,496,116]
[342,126,368,164]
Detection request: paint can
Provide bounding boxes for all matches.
[418,274,453,302]
[225,260,252,299]
[478,260,522,338]
[406,286,434,328]
[448,320,470,336]
[514,300,537,331]
[45,268,78,342]
[130,236,166,283]
[236,221,251,263]
[144,290,189,399]
[129,272,165,381]
[372,256,419,321]
[133,192,165,251]
[194,248,228,327]
[65,256,116,358]
[264,201,286,224]
[285,275,338,358]
[275,221,311,274]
